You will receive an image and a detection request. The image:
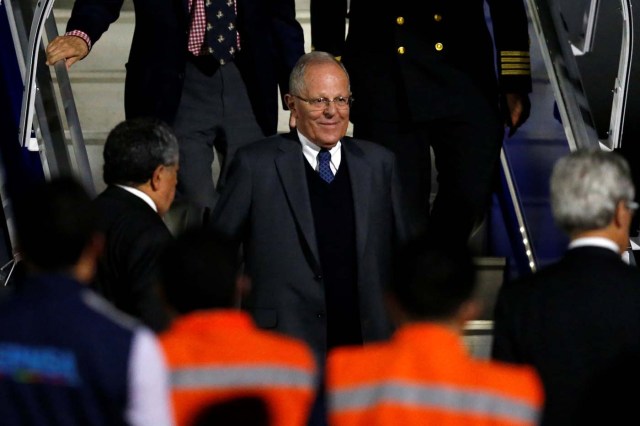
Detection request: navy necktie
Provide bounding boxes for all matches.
[204,0,238,64]
[317,149,334,183]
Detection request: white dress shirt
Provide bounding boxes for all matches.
[298,131,342,174]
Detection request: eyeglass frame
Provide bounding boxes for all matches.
[292,95,354,110]
[626,200,639,212]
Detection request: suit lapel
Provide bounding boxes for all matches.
[275,137,322,270]
[343,139,371,263]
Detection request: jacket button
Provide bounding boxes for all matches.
[314,274,322,281]
[397,46,405,55]
[396,16,404,25]
[434,14,442,22]
[317,313,324,319]
[435,42,444,51]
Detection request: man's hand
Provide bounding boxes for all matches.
[45,35,89,70]
[503,93,531,137]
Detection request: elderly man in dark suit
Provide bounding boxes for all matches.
[491,149,640,426]
[92,117,179,332]
[211,51,410,365]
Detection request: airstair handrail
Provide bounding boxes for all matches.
[607,0,632,150]
[18,0,54,151]
[17,0,95,196]
[525,0,632,151]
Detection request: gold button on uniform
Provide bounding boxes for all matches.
[396,16,405,25]
[434,14,442,22]
[435,42,443,51]
[397,46,405,55]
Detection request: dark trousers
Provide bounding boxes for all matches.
[354,103,503,250]
[172,58,264,210]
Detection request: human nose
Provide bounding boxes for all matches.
[322,99,338,113]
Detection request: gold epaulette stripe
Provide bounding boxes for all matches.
[500,51,530,57]
[501,57,530,63]
[502,70,531,76]
[501,64,530,70]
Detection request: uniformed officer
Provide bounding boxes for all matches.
[311,1,532,250]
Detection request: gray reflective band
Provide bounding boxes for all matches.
[330,381,539,423]
[171,365,315,390]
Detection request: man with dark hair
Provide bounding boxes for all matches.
[93,116,179,332]
[492,149,640,426]
[0,176,173,425]
[158,228,317,426]
[326,241,543,425]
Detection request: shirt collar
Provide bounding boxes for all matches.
[116,185,158,213]
[568,236,620,254]
[297,130,342,170]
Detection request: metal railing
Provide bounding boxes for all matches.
[0,0,95,284]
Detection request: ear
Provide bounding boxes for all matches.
[150,164,164,192]
[234,273,252,308]
[284,94,296,112]
[614,200,629,229]
[457,299,481,327]
[383,293,408,327]
[74,232,105,284]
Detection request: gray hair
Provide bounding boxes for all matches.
[288,51,350,96]
[550,149,635,235]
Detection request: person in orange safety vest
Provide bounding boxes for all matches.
[326,239,544,426]
[158,228,318,426]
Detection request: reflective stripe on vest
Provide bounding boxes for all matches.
[330,381,539,424]
[171,365,315,390]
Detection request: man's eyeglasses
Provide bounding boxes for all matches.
[293,95,353,110]
[626,200,639,212]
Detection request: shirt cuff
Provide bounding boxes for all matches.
[65,30,92,51]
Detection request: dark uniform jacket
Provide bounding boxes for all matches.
[312,0,532,123]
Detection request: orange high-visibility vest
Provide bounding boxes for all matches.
[160,310,317,426]
[327,324,543,426]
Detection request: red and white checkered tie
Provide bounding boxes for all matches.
[187,0,207,55]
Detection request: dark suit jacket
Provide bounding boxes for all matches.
[312,0,531,123]
[93,186,172,332]
[491,245,640,426]
[210,132,410,362]
[66,0,304,132]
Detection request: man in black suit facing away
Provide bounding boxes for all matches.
[310,0,532,250]
[491,149,640,426]
[92,117,179,332]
